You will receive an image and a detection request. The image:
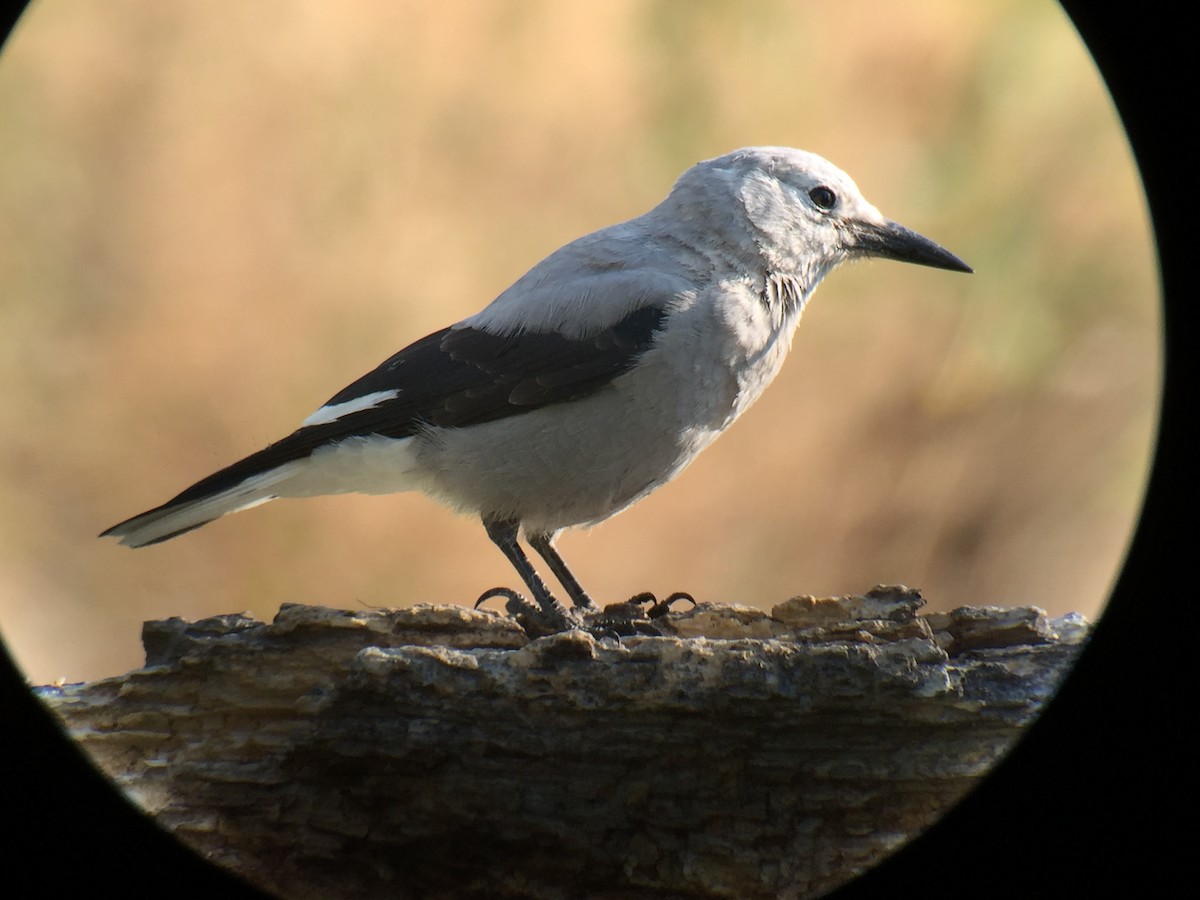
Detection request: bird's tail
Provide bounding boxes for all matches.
[100,462,303,548]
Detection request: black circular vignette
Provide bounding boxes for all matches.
[2,2,1187,897]
[840,3,1187,896]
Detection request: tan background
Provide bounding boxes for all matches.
[1,1,1158,684]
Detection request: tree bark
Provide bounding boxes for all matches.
[38,587,1087,899]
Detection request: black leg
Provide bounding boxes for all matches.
[528,531,597,610]
[481,516,567,622]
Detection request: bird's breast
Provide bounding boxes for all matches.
[405,280,802,532]
[650,278,801,431]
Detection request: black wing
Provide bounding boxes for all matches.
[320,303,668,435]
[152,305,669,508]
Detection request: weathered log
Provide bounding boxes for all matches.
[38,587,1087,899]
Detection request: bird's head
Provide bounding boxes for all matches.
[671,147,971,288]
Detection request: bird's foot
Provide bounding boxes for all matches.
[628,590,697,619]
[584,591,697,637]
[476,587,696,640]
[475,586,585,638]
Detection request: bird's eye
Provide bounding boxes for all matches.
[808,186,837,211]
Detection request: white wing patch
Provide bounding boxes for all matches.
[302,390,401,427]
[105,462,306,547]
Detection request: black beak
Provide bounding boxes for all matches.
[851,219,972,273]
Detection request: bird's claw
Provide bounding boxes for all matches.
[477,587,696,640]
[629,590,697,619]
[587,591,696,637]
[475,585,530,613]
[475,586,583,638]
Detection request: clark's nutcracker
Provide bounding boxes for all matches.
[103,147,970,631]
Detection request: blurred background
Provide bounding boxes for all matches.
[1,0,1157,685]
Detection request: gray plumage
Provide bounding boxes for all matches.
[102,146,970,625]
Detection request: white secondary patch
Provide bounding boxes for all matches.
[109,462,306,547]
[301,390,400,427]
[109,435,425,548]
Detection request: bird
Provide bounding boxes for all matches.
[102,146,970,633]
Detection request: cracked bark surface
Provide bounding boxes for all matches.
[37,586,1088,899]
